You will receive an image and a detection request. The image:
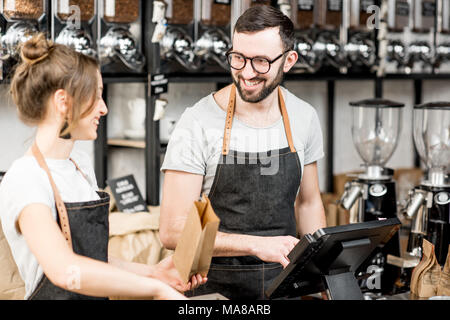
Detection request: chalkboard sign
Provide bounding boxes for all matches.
[106,175,148,213]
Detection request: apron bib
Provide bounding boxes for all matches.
[28,143,110,300]
[191,84,302,299]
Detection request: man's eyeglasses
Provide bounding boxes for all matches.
[225,50,291,74]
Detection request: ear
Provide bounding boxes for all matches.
[53,89,69,117]
[283,50,298,73]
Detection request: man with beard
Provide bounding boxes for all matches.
[159,5,326,299]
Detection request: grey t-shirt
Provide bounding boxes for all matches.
[161,86,324,196]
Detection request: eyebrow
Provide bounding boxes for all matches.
[232,51,272,60]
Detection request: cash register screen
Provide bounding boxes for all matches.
[265,218,401,299]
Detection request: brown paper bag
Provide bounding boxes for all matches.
[436,245,450,296]
[337,206,350,226]
[0,221,25,299]
[321,193,338,227]
[173,194,220,283]
[411,239,441,297]
[411,239,434,296]
[326,202,338,227]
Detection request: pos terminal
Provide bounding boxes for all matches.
[266,218,401,300]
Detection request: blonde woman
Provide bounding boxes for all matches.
[0,34,206,300]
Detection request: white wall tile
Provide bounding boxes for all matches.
[382,80,415,169]
[334,80,375,174]
[284,81,328,191]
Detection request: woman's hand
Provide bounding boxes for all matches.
[153,255,208,292]
[154,281,189,300]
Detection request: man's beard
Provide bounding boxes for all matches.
[232,62,285,103]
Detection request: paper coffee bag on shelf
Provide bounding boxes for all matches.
[411,239,441,297]
[436,245,450,296]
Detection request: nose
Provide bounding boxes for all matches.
[240,58,258,79]
[99,99,108,116]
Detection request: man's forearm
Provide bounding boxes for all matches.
[212,231,258,257]
[296,201,327,237]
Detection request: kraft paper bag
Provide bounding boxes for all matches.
[173,194,220,283]
[436,245,450,296]
[0,221,25,299]
[411,239,441,297]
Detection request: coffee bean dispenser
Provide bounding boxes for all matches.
[51,0,97,58]
[313,0,349,73]
[344,0,377,73]
[1,0,49,80]
[283,0,320,73]
[98,0,145,74]
[194,0,232,72]
[381,0,412,74]
[160,0,201,73]
[434,0,450,73]
[405,0,436,73]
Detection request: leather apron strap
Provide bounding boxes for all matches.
[31,142,73,248]
[221,84,296,155]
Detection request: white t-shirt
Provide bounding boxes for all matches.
[161,86,324,195]
[0,149,99,299]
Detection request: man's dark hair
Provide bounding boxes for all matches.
[233,5,295,51]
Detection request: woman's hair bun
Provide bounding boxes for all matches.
[20,33,53,65]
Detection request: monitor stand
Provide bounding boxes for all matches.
[323,272,364,300]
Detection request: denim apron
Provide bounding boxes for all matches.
[190,84,302,299]
[28,142,109,300]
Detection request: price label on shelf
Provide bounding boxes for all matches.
[5,0,15,11]
[105,0,116,17]
[59,0,70,15]
[150,74,168,95]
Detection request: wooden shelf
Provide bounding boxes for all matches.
[108,138,145,149]
[107,139,168,153]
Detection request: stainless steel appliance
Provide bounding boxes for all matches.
[340,98,404,294]
[283,0,320,73]
[313,0,349,73]
[434,0,450,73]
[380,0,411,74]
[345,0,377,73]
[160,0,201,72]
[194,0,231,71]
[1,0,49,79]
[404,102,449,266]
[51,0,97,57]
[406,0,435,73]
[98,0,145,73]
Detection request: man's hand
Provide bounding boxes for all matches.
[251,235,299,268]
[153,255,208,292]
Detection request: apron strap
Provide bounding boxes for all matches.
[69,158,90,183]
[222,84,237,155]
[221,84,296,155]
[277,87,296,153]
[31,142,73,248]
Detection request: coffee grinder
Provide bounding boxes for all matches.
[340,98,404,294]
[404,102,450,266]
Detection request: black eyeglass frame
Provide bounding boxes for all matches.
[225,49,291,74]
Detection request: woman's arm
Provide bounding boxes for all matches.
[18,203,186,300]
[108,255,207,292]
